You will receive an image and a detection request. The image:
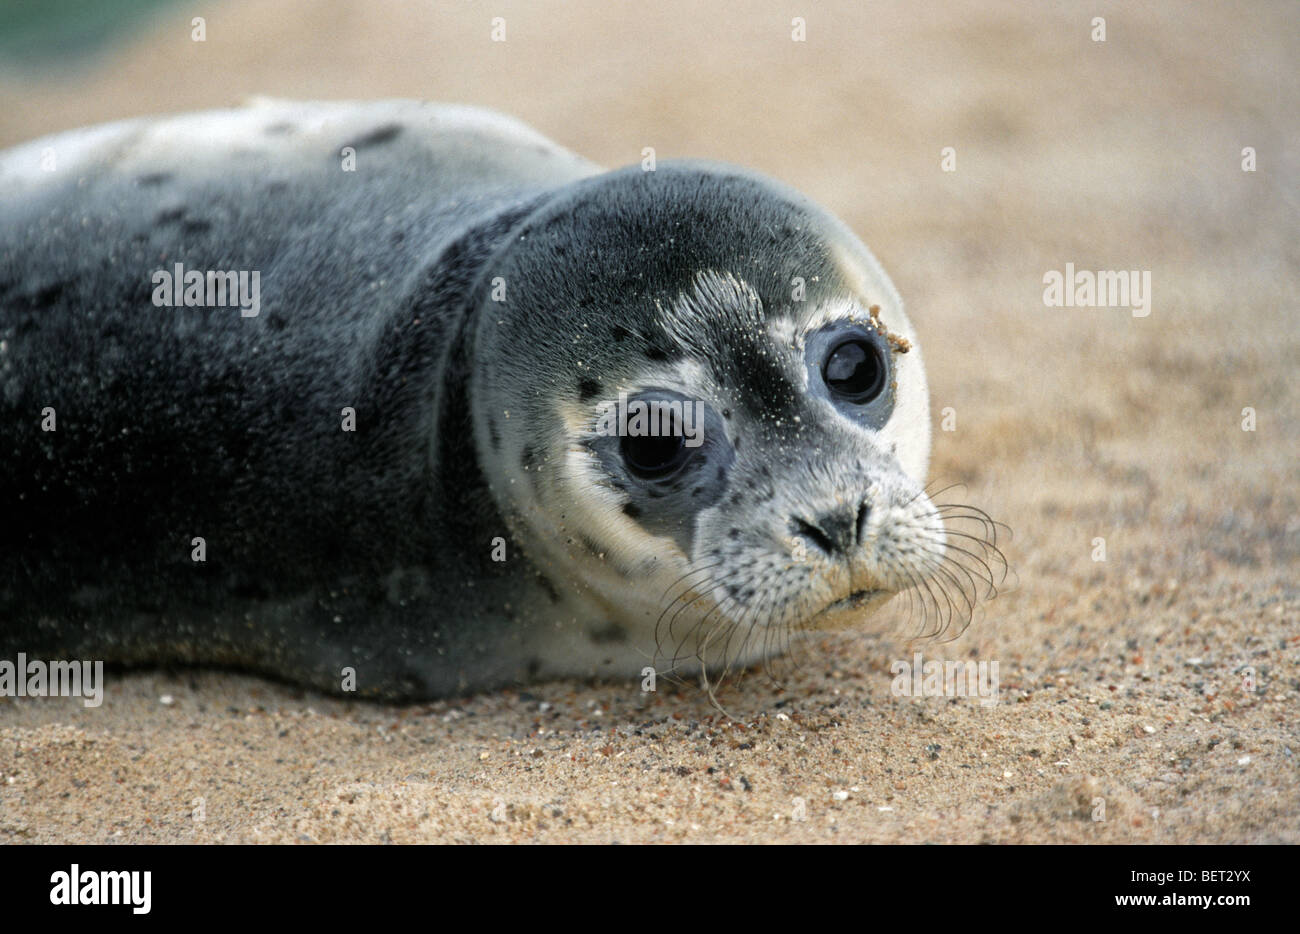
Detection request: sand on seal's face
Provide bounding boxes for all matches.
[1,0,1296,844]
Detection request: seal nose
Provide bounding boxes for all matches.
[792,501,870,557]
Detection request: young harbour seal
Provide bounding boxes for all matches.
[0,99,999,700]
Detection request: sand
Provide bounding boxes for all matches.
[0,0,1296,844]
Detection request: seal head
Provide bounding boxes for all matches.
[472,162,945,675]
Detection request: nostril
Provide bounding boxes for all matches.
[792,517,837,556]
[855,500,871,542]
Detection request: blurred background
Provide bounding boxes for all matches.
[0,0,1295,843]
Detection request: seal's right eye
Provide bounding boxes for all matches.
[621,432,688,479]
[823,338,886,403]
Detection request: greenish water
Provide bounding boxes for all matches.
[0,0,186,69]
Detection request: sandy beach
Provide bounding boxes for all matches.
[0,0,1296,843]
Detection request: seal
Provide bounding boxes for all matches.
[0,99,1000,700]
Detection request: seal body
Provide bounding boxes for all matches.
[1,100,947,699]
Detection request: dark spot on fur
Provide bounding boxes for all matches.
[353,123,403,147]
[728,528,741,539]
[136,172,172,187]
[266,180,290,194]
[390,230,406,247]
[527,658,541,678]
[577,378,601,401]
[264,122,295,136]
[640,330,680,362]
[521,444,540,470]
[578,535,603,557]
[622,503,642,519]
[488,422,501,451]
[588,622,627,644]
[182,219,211,235]
[611,325,630,343]
[26,281,68,310]
[535,574,560,603]
[154,207,186,226]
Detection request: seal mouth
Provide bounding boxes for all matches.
[803,587,893,631]
[823,588,885,613]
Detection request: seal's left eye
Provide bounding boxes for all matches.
[823,338,885,403]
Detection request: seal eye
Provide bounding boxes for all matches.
[823,338,885,403]
[621,433,688,479]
